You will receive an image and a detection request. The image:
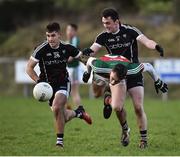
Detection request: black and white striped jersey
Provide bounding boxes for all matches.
[31,41,81,84]
[94,24,143,63]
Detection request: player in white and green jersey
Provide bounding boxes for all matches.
[82,54,168,120]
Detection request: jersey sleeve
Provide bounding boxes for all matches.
[127,26,143,39]
[94,32,105,46]
[31,46,41,62]
[31,42,47,62]
[68,44,81,58]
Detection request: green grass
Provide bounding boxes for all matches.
[0,96,180,155]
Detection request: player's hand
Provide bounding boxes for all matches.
[155,45,164,57]
[154,79,168,94]
[82,71,90,83]
[82,48,94,56]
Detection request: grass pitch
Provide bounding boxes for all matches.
[0,96,180,156]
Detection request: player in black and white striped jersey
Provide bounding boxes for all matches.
[82,8,164,148]
[26,22,92,148]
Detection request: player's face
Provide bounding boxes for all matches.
[46,31,60,49]
[102,17,119,33]
[66,26,76,39]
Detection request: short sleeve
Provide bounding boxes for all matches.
[68,44,81,58]
[31,41,48,62]
[31,47,41,62]
[128,26,143,39]
[95,32,106,46]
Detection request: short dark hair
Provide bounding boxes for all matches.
[68,23,78,31]
[102,8,119,21]
[112,64,127,80]
[46,22,60,32]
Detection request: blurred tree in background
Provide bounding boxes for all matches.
[173,0,180,24]
[0,0,179,57]
[0,0,179,98]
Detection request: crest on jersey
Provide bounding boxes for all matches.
[123,34,127,38]
[53,52,60,58]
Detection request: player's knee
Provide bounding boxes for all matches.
[52,103,64,113]
[111,103,123,112]
[134,105,144,116]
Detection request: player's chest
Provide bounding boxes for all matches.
[105,34,132,49]
[43,49,69,60]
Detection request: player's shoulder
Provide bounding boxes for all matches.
[96,30,107,38]
[60,40,74,47]
[34,40,48,53]
[60,40,78,50]
[121,24,141,34]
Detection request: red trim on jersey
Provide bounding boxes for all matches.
[99,55,130,63]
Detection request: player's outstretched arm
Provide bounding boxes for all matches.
[137,34,164,57]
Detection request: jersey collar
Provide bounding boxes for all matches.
[112,28,120,35]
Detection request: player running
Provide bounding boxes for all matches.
[26,22,92,148]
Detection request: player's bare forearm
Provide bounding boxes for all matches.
[26,59,39,83]
[26,68,39,83]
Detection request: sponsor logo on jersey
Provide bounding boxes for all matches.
[45,59,66,65]
[109,42,131,49]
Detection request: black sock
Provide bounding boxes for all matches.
[140,130,147,142]
[74,110,81,118]
[122,121,128,131]
[56,133,64,145]
[74,106,84,118]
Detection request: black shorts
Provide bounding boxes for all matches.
[126,74,144,90]
[49,81,71,106]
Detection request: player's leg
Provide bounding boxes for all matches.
[51,92,67,148]
[109,80,130,146]
[109,67,131,146]
[92,81,106,98]
[116,108,130,146]
[91,74,113,118]
[127,75,148,148]
[103,85,112,119]
[51,82,92,148]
